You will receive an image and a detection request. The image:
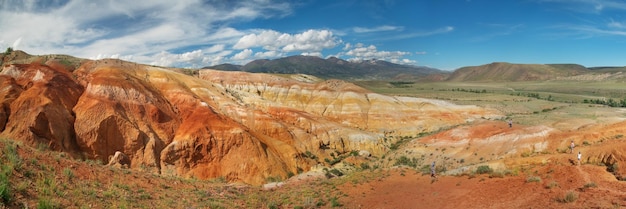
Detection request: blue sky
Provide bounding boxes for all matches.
[2,0,626,71]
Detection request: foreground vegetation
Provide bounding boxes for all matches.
[0,138,390,208]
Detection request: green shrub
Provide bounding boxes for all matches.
[63,168,74,181]
[360,162,370,170]
[559,191,577,203]
[526,176,542,183]
[37,197,58,209]
[546,181,559,189]
[0,172,10,204]
[583,182,597,188]
[608,163,619,173]
[5,143,21,171]
[329,169,343,177]
[304,151,317,159]
[393,156,418,168]
[330,196,342,207]
[350,150,359,157]
[476,165,493,174]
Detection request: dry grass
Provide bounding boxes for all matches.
[0,138,364,208]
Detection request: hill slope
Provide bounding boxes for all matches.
[205,55,444,81]
[447,62,589,82]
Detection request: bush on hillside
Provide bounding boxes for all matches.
[476,165,493,174]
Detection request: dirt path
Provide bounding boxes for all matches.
[576,165,590,182]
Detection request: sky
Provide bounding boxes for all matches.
[2,0,626,71]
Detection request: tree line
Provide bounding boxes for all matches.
[583,98,626,107]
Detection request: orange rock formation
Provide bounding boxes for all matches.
[0,59,499,184]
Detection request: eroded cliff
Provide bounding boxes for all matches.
[0,58,500,184]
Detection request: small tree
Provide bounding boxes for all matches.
[4,47,13,54]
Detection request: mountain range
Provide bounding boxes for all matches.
[206,56,626,82]
[204,55,444,81]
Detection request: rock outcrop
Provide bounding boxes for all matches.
[0,57,500,185]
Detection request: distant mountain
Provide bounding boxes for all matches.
[204,55,444,81]
[446,62,589,82]
[207,63,242,71]
[588,66,626,72]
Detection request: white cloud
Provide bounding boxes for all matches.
[255,50,282,58]
[205,44,226,54]
[232,49,253,60]
[345,44,408,60]
[12,37,21,49]
[301,52,322,57]
[0,1,427,68]
[0,0,291,67]
[353,25,403,33]
[234,29,339,53]
[341,42,418,65]
[234,30,282,50]
[343,43,351,50]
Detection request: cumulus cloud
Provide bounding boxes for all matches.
[345,43,408,60]
[254,50,282,58]
[234,29,340,53]
[342,42,418,65]
[0,0,291,66]
[0,1,430,67]
[232,49,253,60]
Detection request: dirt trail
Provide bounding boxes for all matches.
[576,166,590,182]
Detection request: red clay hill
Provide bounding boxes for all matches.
[0,52,498,185]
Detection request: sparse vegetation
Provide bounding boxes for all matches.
[583,182,597,188]
[266,176,283,183]
[476,165,493,174]
[360,162,371,170]
[607,163,619,173]
[389,81,414,88]
[63,168,74,181]
[489,171,505,178]
[330,196,342,207]
[526,176,542,183]
[546,181,559,189]
[559,191,578,203]
[393,156,419,168]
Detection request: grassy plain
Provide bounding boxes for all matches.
[355,80,626,128]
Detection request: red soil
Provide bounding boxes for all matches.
[339,161,626,209]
